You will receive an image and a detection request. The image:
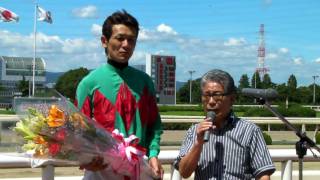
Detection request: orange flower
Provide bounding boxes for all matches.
[47,105,66,127]
[33,135,47,145]
[70,112,87,128]
[34,146,47,157]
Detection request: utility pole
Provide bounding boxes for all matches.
[188,70,195,104]
[312,75,319,104]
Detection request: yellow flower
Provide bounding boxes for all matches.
[47,105,66,127]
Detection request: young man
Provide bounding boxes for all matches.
[174,69,275,180]
[75,10,163,179]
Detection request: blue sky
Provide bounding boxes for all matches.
[1,0,320,86]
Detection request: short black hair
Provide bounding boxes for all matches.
[201,69,236,94]
[102,10,139,40]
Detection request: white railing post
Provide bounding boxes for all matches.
[42,164,54,180]
[0,122,2,142]
[268,123,271,132]
[314,124,319,142]
[171,165,182,180]
[281,160,292,180]
[301,124,306,133]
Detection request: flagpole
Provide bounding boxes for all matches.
[32,1,37,96]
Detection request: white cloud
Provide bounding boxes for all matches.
[267,53,278,59]
[0,25,318,86]
[72,5,98,18]
[279,48,289,54]
[91,24,102,36]
[224,37,246,46]
[292,57,303,65]
[156,24,177,35]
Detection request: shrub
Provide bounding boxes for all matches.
[162,122,193,130]
[262,132,272,145]
[159,105,202,112]
[277,104,316,117]
[316,132,320,145]
[243,107,274,117]
[242,104,316,117]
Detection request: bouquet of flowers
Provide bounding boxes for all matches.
[13,94,156,180]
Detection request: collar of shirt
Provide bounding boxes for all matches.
[216,111,238,132]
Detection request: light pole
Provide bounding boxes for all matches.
[188,70,195,104]
[312,75,319,104]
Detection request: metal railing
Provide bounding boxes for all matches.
[0,149,320,180]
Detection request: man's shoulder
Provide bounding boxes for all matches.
[235,117,260,130]
[78,65,105,87]
[128,66,151,78]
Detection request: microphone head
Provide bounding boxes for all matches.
[206,111,216,121]
[241,88,278,100]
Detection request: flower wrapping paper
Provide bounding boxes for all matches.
[13,94,156,180]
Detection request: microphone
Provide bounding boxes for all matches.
[203,111,216,142]
[241,88,278,100]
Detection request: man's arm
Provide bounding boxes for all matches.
[179,140,203,178]
[257,175,270,180]
[179,119,213,178]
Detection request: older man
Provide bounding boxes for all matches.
[174,69,275,180]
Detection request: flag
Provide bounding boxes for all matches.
[37,6,52,24]
[0,7,19,22]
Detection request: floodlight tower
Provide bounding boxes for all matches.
[256,24,269,77]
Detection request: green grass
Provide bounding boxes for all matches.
[0,109,15,114]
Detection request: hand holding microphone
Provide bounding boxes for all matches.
[203,111,216,142]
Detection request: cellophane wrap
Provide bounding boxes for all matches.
[13,93,157,180]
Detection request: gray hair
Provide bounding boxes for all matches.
[200,69,236,94]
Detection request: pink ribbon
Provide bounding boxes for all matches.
[111,129,146,180]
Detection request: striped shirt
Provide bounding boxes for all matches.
[174,113,275,180]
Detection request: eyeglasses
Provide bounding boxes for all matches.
[202,92,229,101]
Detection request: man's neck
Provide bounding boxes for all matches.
[107,59,128,70]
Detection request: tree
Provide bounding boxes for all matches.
[275,83,288,102]
[237,74,251,103]
[238,74,250,89]
[287,74,297,101]
[177,78,201,104]
[295,86,312,104]
[0,82,4,92]
[262,74,274,89]
[54,67,89,102]
[251,71,262,89]
[17,76,29,96]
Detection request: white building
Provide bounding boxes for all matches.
[0,56,46,108]
[146,54,176,105]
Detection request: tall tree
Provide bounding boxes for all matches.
[238,74,250,89]
[237,74,251,103]
[55,67,89,102]
[17,76,29,96]
[251,71,262,89]
[287,74,297,101]
[262,74,273,89]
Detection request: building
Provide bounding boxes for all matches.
[146,54,176,104]
[132,64,146,72]
[0,56,46,108]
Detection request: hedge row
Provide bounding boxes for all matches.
[242,104,316,117]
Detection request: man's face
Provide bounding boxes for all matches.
[101,24,137,63]
[201,81,235,121]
